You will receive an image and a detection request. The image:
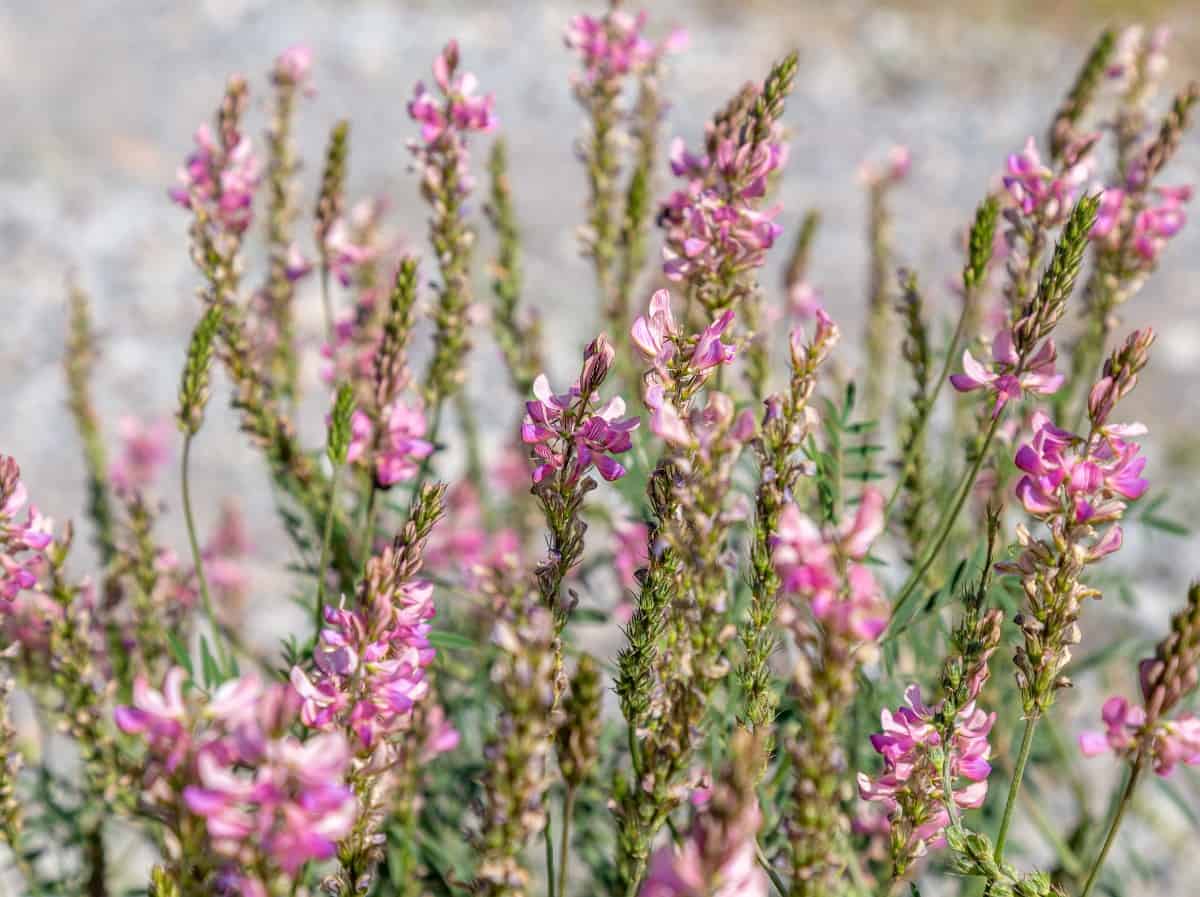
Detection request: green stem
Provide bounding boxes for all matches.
[181,435,230,671]
[320,265,335,352]
[544,813,557,897]
[315,465,342,635]
[994,713,1040,863]
[1079,755,1144,897]
[360,482,379,577]
[757,845,787,897]
[557,788,575,897]
[888,413,1002,628]
[412,402,445,495]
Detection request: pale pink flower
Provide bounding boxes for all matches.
[109,416,172,495]
[1080,695,1200,777]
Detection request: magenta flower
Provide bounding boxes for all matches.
[521,337,639,485]
[409,41,496,144]
[0,455,53,605]
[323,218,375,287]
[346,401,434,488]
[630,288,679,369]
[1013,410,1148,526]
[1093,184,1191,267]
[1002,136,1092,224]
[773,487,888,642]
[1080,695,1200,777]
[291,578,436,751]
[169,123,262,235]
[858,685,995,861]
[564,9,684,84]
[114,666,190,773]
[109,416,172,495]
[949,329,1064,417]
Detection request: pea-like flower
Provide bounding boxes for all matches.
[949,329,1064,418]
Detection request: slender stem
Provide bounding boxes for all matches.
[888,413,1002,627]
[181,435,230,671]
[994,713,1039,863]
[757,845,787,897]
[412,402,445,495]
[1080,755,1144,897]
[315,466,342,635]
[557,788,575,897]
[320,265,335,351]
[544,813,557,897]
[360,482,379,577]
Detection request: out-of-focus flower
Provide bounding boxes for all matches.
[169,123,262,235]
[1080,695,1200,777]
[109,416,172,495]
[0,456,53,606]
[1002,136,1092,224]
[773,487,888,642]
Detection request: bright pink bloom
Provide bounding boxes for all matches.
[1092,184,1191,267]
[949,329,1064,417]
[564,9,684,83]
[346,401,434,488]
[522,338,639,485]
[109,416,172,495]
[1002,136,1092,224]
[858,685,995,858]
[614,520,649,592]
[273,44,314,93]
[0,456,53,606]
[1013,410,1147,526]
[290,578,436,751]
[169,123,262,234]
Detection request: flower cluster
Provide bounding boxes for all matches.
[660,137,786,292]
[1080,696,1200,776]
[522,336,639,485]
[1092,184,1192,267]
[109,416,172,496]
[290,576,436,752]
[408,39,496,195]
[0,456,52,605]
[346,399,434,487]
[858,686,995,866]
[1003,136,1093,225]
[772,487,888,642]
[950,329,1064,417]
[168,118,262,235]
[564,8,681,82]
[115,669,357,892]
[1013,410,1147,533]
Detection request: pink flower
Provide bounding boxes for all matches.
[564,9,682,83]
[614,520,650,591]
[859,145,911,187]
[1013,410,1147,526]
[1002,136,1092,224]
[640,799,766,897]
[273,44,314,94]
[115,667,190,773]
[109,416,172,495]
[291,578,436,751]
[630,289,679,368]
[630,290,737,389]
[408,41,496,145]
[1080,695,1200,777]
[949,329,1064,417]
[323,218,374,287]
[858,685,995,859]
[169,123,262,234]
[773,488,888,642]
[522,338,639,486]
[0,456,54,606]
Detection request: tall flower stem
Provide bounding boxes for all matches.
[544,815,557,897]
[557,788,575,897]
[889,413,1002,627]
[993,713,1039,864]
[181,434,230,671]
[315,468,341,634]
[359,481,380,577]
[1079,754,1145,897]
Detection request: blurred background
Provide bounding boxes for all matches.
[2,0,1200,892]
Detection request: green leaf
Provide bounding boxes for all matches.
[428,630,478,652]
[167,631,193,678]
[200,635,221,690]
